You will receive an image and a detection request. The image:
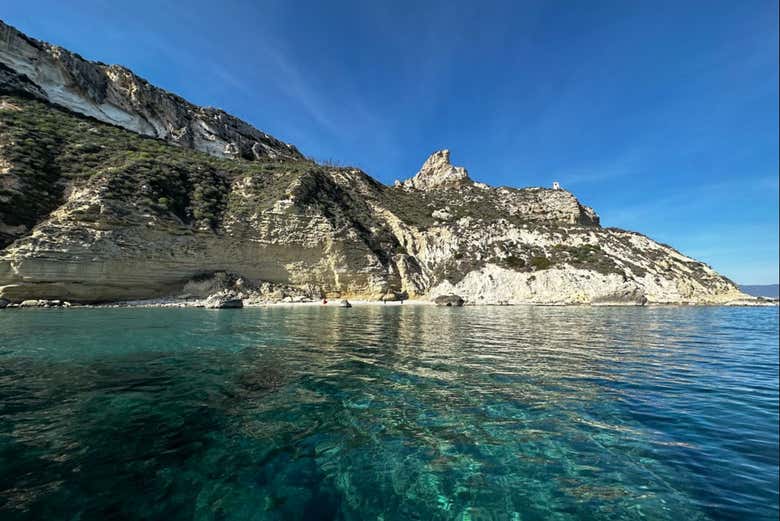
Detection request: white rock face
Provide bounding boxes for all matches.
[414,221,747,305]
[0,20,301,161]
[429,264,631,305]
[402,150,471,190]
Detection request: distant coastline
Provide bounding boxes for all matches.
[740,284,780,299]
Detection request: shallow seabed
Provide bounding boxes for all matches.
[0,306,777,521]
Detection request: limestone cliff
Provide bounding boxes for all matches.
[0,23,751,305]
[0,20,301,161]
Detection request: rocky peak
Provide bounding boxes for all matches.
[402,150,471,190]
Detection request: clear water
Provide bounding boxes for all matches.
[0,306,777,521]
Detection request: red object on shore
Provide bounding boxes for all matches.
[323,299,328,305]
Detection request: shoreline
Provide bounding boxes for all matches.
[1,297,776,309]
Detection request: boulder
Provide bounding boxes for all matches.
[434,294,465,307]
[0,298,9,309]
[204,293,244,309]
[18,299,66,308]
[339,299,352,308]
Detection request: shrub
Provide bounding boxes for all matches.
[530,256,552,270]
[504,255,526,270]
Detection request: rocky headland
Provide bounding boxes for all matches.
[0,20,760,307]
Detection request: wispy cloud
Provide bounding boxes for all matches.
[259,45,343,136]
[552,147,646,187]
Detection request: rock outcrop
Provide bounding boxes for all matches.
[0,20,302,161]
[17,299,68,307]
[204,293,243,309]
[591,285,649,306]
[402,150,471,190]
[434,294,465,307]
[0,23,754,306]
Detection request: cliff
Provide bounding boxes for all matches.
[0,20,302,162]
[0,22,751,306]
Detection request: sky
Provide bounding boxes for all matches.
[2,0,778,284]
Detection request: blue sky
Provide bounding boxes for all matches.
[2,0,778,283]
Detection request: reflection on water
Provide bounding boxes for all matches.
[0,306,777,520]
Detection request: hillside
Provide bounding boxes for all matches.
[0,22,752,306]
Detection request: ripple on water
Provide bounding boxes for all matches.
[0,306,777,521]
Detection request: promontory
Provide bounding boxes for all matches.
[0,20,753,306]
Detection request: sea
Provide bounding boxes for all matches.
[0,305,777,521]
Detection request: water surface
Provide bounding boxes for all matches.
[0,306,777,520]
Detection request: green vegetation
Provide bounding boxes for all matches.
[0,94,316,243]
[529,256,552,270]
[376,184,529,230]
[549,243,623,276]
[503,255,526,270]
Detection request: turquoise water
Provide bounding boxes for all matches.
[0,306,777,521]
